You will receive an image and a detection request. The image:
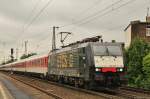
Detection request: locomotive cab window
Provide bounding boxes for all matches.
[93,46,107,56]
[107,46,122,56]
[93,45,122,56]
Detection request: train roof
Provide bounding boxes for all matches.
[49,42,124,54]
[23,53,48,61]
[0,54,48,67]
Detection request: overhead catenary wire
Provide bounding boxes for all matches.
[67,0,136,32]
[34,0,122,50]
[59,0,124,28]
[78,0,137,26]
[15,0,54,55]
[16,0,138,55]
[35,0,135,50]
[1,0,149,61]
[15,0,42,45]
[23,0,54,32]
[34,0,103,48]
[18,0,125,52]
[22,0,42,33]
[71,0,103,20]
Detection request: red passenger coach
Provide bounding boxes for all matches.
[0,54,48,77]
[25,55,48,76]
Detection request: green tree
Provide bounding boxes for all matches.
[4,59,14,64]
[143,53,150,89]
[20,53,37,59]
[1,61,6,65]
[126,38,150,87]
[112,40,116,43]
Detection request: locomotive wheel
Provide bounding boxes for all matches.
[74,79,79,87]
[84,82,90,89]
[84,81,95,90]
[58,76,64,84]
[40,74,44,79]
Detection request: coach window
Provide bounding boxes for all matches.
[32,60,33,66]
[41,59,43,66]
[32,61,34,66]
[40,59,42,66]
[42,59,44,66]
[39,59,40,66]
[44,58,46,65]
[39,59,41,67]
[42,58,44,66]
[44,58,46,66]
[29,61,31,66]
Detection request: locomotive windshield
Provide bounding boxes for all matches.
[93,46,108,56]
[93,45,122,56]
[107,46,122,56]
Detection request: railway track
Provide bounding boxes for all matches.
[2,72,150,99]
[7,74,63,99]
[94,85,150,98]
[113,89,139,99]
[120,86,150,95]
[1,72,119,99]
[115,86,150,99]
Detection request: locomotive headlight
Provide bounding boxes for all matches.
[120,68,123,72]
[95,68,99,71]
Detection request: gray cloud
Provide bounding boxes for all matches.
[0,0,150,62]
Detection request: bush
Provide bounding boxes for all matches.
[143,53,150,89]
[20,53,37,59]
[126,38,150,88]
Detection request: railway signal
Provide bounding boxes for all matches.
[10,48,14,61]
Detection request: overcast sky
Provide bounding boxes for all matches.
[0,0,150,62]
